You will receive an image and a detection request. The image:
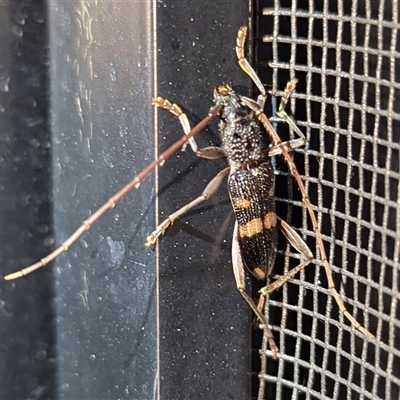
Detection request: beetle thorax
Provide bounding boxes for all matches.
[220,119,263,172]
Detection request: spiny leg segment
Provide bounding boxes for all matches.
[145,165,230,247]
[232,217,313,354]
[144,97,229,246]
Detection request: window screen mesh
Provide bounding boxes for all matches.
[254,1,400,399]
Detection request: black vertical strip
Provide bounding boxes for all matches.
[156,1,252,399]
[0,1,55,399]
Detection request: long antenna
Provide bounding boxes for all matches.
[4,104,222,280]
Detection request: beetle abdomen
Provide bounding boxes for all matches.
[228,161,277,279]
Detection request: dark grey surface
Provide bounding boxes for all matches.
[1,1,55,399]
[1,1,253,399]
[156,2,251,399]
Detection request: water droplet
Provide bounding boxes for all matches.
[38,224,49,234]
[14,13,25,25]
[60,383,70,392]
[36,350,47,360]
[12,25,23,39]
[33,11,44,23]
[43,236,55,247]
[29,138,40,148]
[0,73,10,93]
[42,140,51,149]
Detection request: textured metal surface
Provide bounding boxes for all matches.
[255,1,400,399]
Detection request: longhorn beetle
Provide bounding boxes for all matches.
[5,25,374,387]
